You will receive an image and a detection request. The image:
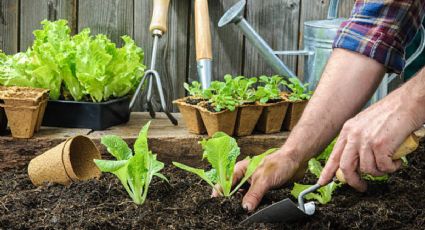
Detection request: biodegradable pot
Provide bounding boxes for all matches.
[255,100,289,134]
[28,135,102,186]
[199,107,238,136]
[234,103,263,137]
[173,98,206,134]
[0,86,49,137]
[282,100,308,131]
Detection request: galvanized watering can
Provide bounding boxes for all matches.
[219,0,425,104]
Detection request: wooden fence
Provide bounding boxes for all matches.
[0,0,354,111]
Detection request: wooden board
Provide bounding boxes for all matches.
[188,0,244,83]
[243,0,301,78]
[0,0,18,54]
[78,0,133,47]
[19,0,75,51]
[133,0,190,112]
[0,112,289,170]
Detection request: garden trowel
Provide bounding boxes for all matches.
[241,133,420,225]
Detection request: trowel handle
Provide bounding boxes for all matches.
[336,134,419,183]
[149,0,171,35]
[194,0,213,60]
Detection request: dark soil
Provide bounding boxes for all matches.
[2,144,425,229]
[185,97,206,105]
[266,98,283,104]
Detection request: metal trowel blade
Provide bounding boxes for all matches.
[240,198,315,225]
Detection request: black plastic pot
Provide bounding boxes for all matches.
[42,96,131,130]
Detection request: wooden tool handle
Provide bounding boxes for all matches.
[149,0,171,34]
[336,134,419,183]
[194,0,212,60]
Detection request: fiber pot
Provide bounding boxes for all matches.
[282,100,308,131]
[234,103,263,137]
[28,135,101,186]
[255,100,289,134]
[0,87,49,138]
[199,107,238,136]
[173,98,206,134]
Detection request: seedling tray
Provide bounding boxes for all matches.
[42,96,131,130]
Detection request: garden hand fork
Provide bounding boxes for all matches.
[130,0,178,125]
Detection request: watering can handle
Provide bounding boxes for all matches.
[327,0,340,20]
[149,0,171,35]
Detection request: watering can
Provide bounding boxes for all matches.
[219,0,425,105]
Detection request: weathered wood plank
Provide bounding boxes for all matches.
[20,0,75,51]
[133,0,190,112]
[188,0,244,83]
[0,0,18,54]
[0,113,289,170]
[243,0,301,78]
[297,0,354,78]
[78,0,133,47]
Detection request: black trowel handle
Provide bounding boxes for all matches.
[149,0,171,35]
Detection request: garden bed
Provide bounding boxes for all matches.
[1,142,425,229]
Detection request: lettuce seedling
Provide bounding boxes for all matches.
[184,81,204,98]
[284,78,312,101]
[207,79,238,112]
[173,132,276,197]
[94,121,167,205]
[255,75,285,104]
[226,74,258,103]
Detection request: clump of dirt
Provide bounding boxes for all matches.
[1,144,425,229]
[185,97,206,105]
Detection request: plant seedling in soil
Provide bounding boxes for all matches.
[284,78,313,101]
[206,79,238,112]
[173,132,276,197]
[225,74,258,104]
[255,75,285,104]
[94,121,167,205]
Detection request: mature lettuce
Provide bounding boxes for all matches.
[0,20,145,102]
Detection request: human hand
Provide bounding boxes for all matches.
[318,92,421,191]
[212,150,305,212]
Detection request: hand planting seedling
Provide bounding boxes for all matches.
[173,132,276,196]
[94,121,168,205]
[255,75,286,104]
[284,78,313,101]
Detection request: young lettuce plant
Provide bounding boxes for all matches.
[184,81,204,98]
[207,80,238,112]
[284,77,313,101]
[94,121,167,205]
[255,75,285,104]
[173,132,276,197]
[226,74,258,103]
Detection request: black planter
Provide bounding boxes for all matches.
[42,96,131,130]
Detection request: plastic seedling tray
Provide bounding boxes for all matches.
[42,96,131,130]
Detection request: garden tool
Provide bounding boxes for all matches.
[130,0,178,125]
[241,133,420,225]
[195,0,212,89]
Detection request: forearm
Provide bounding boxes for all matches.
[280,48,386,162]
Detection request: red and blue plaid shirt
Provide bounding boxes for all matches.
[333,0,425,73]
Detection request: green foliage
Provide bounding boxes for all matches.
[226,74,257,103]
[184,81,204,98]
[207,80,238,112]
[0,20,145,102]
[94,122,167,205]
[284,78,312,101]
[173,132,276,197]
[255,75,285,104]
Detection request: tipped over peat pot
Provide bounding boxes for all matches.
[234,103,263,136]
[174,97,206,134]
[27,135,101,186]
[282,100,308,131]
[42,96,131,130]
[255,100,289,134]
[199,106,238,136]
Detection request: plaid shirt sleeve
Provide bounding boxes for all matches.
[333,0,425,73]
